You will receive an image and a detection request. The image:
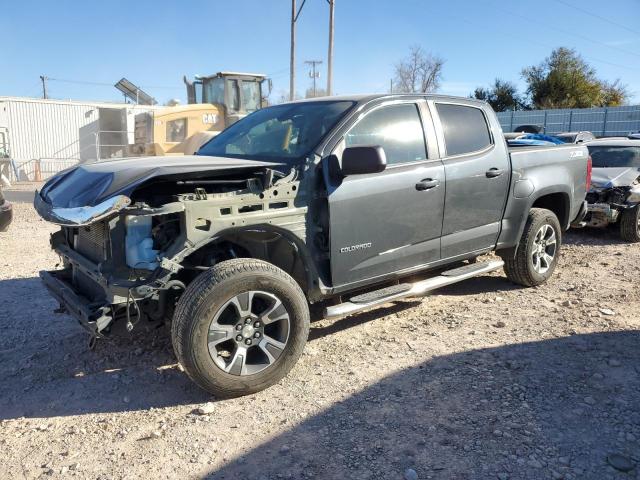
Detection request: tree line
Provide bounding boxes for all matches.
[392,46,629,111]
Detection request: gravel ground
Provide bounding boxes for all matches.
[1,202,639,480]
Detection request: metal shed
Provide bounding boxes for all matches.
[0,97,159,181]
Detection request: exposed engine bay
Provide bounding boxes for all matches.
[35,155,316,337]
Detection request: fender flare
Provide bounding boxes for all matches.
[170,223,322,296]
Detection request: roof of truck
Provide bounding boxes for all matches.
[285,93,487,106]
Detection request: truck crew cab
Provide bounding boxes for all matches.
[35,95,589,397]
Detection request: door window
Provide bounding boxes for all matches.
[241,81,261,112]
[345,103,427,165]
[227,79,240,111]
[436,103,492,157]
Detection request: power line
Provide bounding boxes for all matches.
[485,0,640,60]
[554,0,640,37]
[454,13,640,73]
[47,77,183,90]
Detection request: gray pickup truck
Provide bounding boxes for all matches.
[35,94,589,397]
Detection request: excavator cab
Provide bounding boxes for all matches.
[134,72,271,157]
[185,72,271,126]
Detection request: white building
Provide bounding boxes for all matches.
[0,97,159,181]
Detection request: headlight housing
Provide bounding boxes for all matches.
[627,186,640,203]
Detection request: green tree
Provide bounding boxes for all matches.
[472,79,527,112]
[522,47,628,108]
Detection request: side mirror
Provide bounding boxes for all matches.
[341,146,387,176]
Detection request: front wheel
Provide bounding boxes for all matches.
[619,205,640,242]
[171,259,310,398]
[501,208,562,287]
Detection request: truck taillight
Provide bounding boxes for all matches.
[586,155,592,191]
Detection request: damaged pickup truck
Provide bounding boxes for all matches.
[35,94,589,397]
[583,139,640,242]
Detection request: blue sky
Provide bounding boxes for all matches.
[3,0,640,104]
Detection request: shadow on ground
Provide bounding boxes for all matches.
[0,277,210,418]
[564,227,629,246]
[206,331,640,480]
[0,265,507,419]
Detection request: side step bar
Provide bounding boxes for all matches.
[324,259,504,320]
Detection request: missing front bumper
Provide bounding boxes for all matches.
[40,269,113,336]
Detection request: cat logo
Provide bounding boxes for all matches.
[202,113,218,125]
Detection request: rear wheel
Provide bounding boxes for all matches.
[619,205,640,242]
[171,259,310,398]
[501,208,562,287]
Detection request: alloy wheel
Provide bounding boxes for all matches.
[531,224,557,274]
[207,291,290,376]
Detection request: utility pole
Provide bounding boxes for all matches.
[390,79,393,93]
[305,60,322,97]
[326,0,335,96]
[290,0,307,101]
[40,75,48,99]
[290,0,296,101]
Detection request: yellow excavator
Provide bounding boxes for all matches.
[133,72,270,156]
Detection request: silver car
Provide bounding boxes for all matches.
[584,138,640,242]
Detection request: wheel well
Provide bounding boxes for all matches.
[182,230,311,295]
[532,193,569,229]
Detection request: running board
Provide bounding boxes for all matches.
[324,259,504,320]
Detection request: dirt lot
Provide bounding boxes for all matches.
[1,201,639,480]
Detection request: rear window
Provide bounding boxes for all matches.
[588,145,640,168]
[436,103,492,156]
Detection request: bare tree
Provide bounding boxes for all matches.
[393,45,445,93]
[305,87,327,99]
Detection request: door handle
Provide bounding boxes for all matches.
[415,179,440,191]
[486,168,505,178]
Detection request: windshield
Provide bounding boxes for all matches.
[197,100,355,161]
[588,145,640,168]
[203,77,225,104]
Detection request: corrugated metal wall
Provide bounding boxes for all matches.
[0,98,158,181]
[1,99,101,163]
[497,105,640,136]
[0,97,158,162]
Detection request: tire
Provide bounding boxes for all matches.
[501,208,562,287]
[171,259,310,398]
[619,205,640,242]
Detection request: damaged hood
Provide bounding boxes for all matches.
[590,167,640,189]
[35,155,287,225]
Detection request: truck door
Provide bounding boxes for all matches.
[326,101,445,287]
[432,101,510,259]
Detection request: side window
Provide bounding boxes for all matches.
[436,103,492,156]
[345,103,427,165]
[227,79,240,111]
